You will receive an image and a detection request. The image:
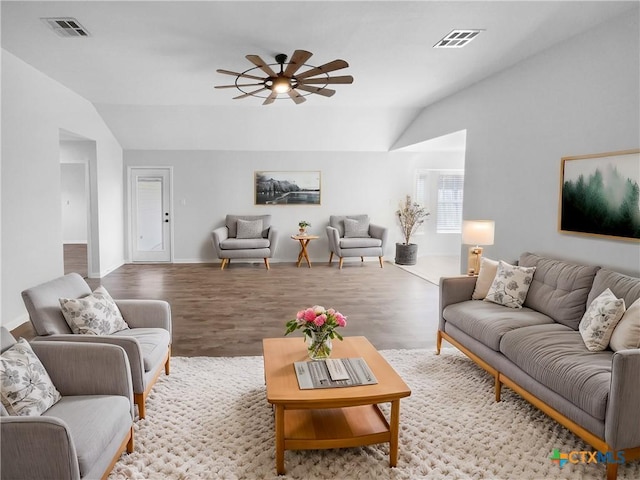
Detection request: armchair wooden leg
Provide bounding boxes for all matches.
[134,393,146,420]
[264,258,270,270]
[361,256,364,262]
[339,257,344,269]
[329,252,334,264]
[127,427,134,453]
[220,258,229,270]
[606,460,618,480]
[379,256,384,268]
[436,330,442,354]
[165,348,171,375]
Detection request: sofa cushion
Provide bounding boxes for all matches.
[442,300,554,351]
[329,215,369,238]
[587,268,640,313]
[225,215,271,238]
[339,237,382,249]
[220,238,270,250]
[472,257,499,300]
[579,288,626,352]
[519,252,600,330]
[344,218,370,238]
[500,323,612,420]
[46,395,131,477]
[111,328,171,372]
[484,261,536,308]
[236,218,263,239]
[0,338,61,416]
[610,298,640,351]
[59,286,129,335]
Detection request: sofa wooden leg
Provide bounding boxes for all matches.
[135,393,146,420]
[264,258,270,270]
[495,375,502,402]
[220,258,228,270]
[329,252,334,264]
[379,256,384,268]
[339,257,344,269]
[436,330,442,355]
[606,461,618,480]
[127,427,135,453]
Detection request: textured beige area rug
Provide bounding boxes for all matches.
[109,349,639,479]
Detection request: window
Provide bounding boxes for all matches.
[436,174,464,233]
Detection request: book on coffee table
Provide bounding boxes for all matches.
[293,357,378,389]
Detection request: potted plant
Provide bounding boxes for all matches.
[298,220,311,235]
[395,195,429,265]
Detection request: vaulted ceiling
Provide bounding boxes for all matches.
[2,1,635,151]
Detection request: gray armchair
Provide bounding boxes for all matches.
[326,215,388,269]
[21,273,171,419]
[211,214,279,270]
[1,327,134,480]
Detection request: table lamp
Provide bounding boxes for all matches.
[462,220,495,276]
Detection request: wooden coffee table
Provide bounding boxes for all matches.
[262,336,411,474]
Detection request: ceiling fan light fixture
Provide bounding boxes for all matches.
[216,50,352,105]
[272,76,292,94]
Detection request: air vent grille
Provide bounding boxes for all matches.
[42,17,90,37]
[434,29,483,48]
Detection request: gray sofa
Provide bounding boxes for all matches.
[1,327,134,479]
[437,252,640,480]
[211,214,279,270]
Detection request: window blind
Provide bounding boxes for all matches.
[437,174,464,233]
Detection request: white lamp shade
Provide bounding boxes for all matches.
[462,220,495,246]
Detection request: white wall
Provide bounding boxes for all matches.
[1,51,125,329]
[394,10,640,275]
[124,150,460,264]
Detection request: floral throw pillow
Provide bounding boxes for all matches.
[1,338,61,416]
[484,261,536,309]
[59,286,129,335]
[579,288,626,352]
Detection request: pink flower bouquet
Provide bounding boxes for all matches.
[285,305,347,359]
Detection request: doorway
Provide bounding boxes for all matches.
[60,130,98,278]
[129,167,173,262]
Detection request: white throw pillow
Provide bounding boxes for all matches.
[236,218,263,239]
[344,218,370,238]
[0,338,61,416]
[59,286,129,335]
[472,257,499,300]
[579,288,626,352]
[484,261,536,309]
[608,297,639,352]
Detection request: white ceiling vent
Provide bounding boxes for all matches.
[434,30,483,48]
[42,18,90,37]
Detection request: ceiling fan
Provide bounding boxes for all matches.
[215,49,353,105]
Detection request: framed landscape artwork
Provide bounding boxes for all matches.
[255,171,321,205]
[559,149,640,241]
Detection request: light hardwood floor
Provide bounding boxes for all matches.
[14,258,441,357]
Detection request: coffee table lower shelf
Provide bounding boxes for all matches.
[283,404,391,450]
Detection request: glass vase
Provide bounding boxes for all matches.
[306,331,332,360]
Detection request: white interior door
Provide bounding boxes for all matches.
[130,168,172,262]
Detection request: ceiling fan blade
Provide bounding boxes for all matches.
[287,90,306,104]
[263,91,278,105]
[233,87,268,100]
[216,69,265,81]
[215,83,264,89]
[283,50,313,77]
[295,59,349,80]
[299,75,354,85]
[246,55,278,77]
[295,84,336,97]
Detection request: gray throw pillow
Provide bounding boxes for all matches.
[344,218,370,238]
[59,286,129,335]
[236,218,263,239]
